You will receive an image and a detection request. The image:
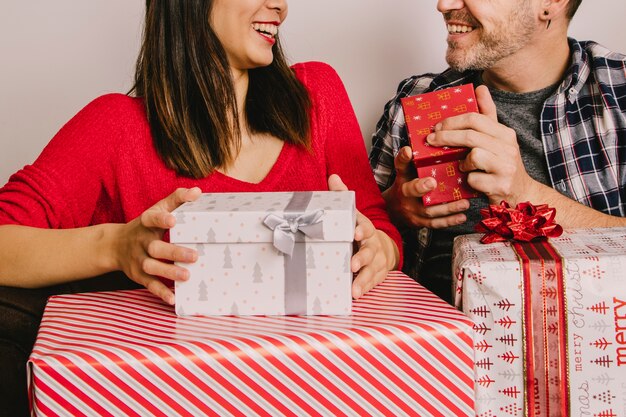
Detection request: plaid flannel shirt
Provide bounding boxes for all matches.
[369,38,626,277]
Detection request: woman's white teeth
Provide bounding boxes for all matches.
[447,24,474,34]
[252,23,278,37]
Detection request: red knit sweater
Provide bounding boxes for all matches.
[0,62,402,266]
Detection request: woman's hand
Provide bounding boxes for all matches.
[114,187,202,305]
[328,174,399,299]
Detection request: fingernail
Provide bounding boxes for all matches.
[426,133,435,143]
[421,178,436,191]
[184,250,197,262]
[434,123,442,131]
[353,286,362,300]
[187,187,201,200]
[165,214,176,227]
[176,269,189,280]
[166,294,175,305]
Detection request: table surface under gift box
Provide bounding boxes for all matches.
[28,272,475,417]
[171,191,356,316]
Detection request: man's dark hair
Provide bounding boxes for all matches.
[567,0,582,19]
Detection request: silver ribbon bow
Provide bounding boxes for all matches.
[263,210,325,257]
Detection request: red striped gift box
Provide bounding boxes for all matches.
[28,272,475,417]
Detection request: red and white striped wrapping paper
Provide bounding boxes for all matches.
[28,272,475,417]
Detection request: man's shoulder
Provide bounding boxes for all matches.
[578,39,626,63]
[572,38,626,82]
[570,39,626,96]
[394,73,439,97]
[392,69,479,99]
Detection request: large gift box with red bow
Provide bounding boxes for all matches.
[28,272,476,416]
[171,191,355,316]
[453,222,626,417]
[401,84,480,206]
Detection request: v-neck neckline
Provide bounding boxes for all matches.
[211,141,293,188]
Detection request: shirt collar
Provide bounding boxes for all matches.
[556,37,589,102]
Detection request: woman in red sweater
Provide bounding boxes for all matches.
[0,1,401,414]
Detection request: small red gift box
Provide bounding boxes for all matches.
[401,84,480,206]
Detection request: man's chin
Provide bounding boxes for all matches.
[446,51,467,72]
[446,59,472,73]
[446,55,485,73]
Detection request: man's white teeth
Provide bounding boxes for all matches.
[252,23,278,37]
[447,24,474,34]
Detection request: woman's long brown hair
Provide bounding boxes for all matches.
[131,0,311,178]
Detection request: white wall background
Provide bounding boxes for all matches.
[1,1,625,185]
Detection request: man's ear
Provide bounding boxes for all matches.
[539,0,571,23]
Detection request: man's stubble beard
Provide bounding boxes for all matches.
[445,4,536,72]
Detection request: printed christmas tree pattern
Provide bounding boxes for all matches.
[223,246,233,268]
[595,410,617,417]
[313,297,322,315]
[198,281,208,302]
[344,250,351,273]
[230,302,239,315]
[253,263,263,283]
[593,390,616,405]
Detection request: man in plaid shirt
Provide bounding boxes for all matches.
[369,0,626,302]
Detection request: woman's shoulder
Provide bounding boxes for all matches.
[291,60,337,75]
[46,93,150,156]
[78,93,145,121]
[291,61,344,91]
[59,93,148,139]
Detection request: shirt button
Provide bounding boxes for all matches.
[548,123,554,134]
[569,88,576,95]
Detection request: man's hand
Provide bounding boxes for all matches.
[383,146,470,229]
[426,85,537,206]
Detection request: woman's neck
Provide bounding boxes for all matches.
[231,68,249,119]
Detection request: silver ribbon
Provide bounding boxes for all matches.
[263,210,325,257]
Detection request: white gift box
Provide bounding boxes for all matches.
[453,227,626,417]
[171,191,355,316]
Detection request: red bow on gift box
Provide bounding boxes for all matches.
[475,201,563,244]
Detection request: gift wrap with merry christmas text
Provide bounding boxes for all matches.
[453,227,626,417]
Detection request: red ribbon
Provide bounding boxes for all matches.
[475,201,563,244]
